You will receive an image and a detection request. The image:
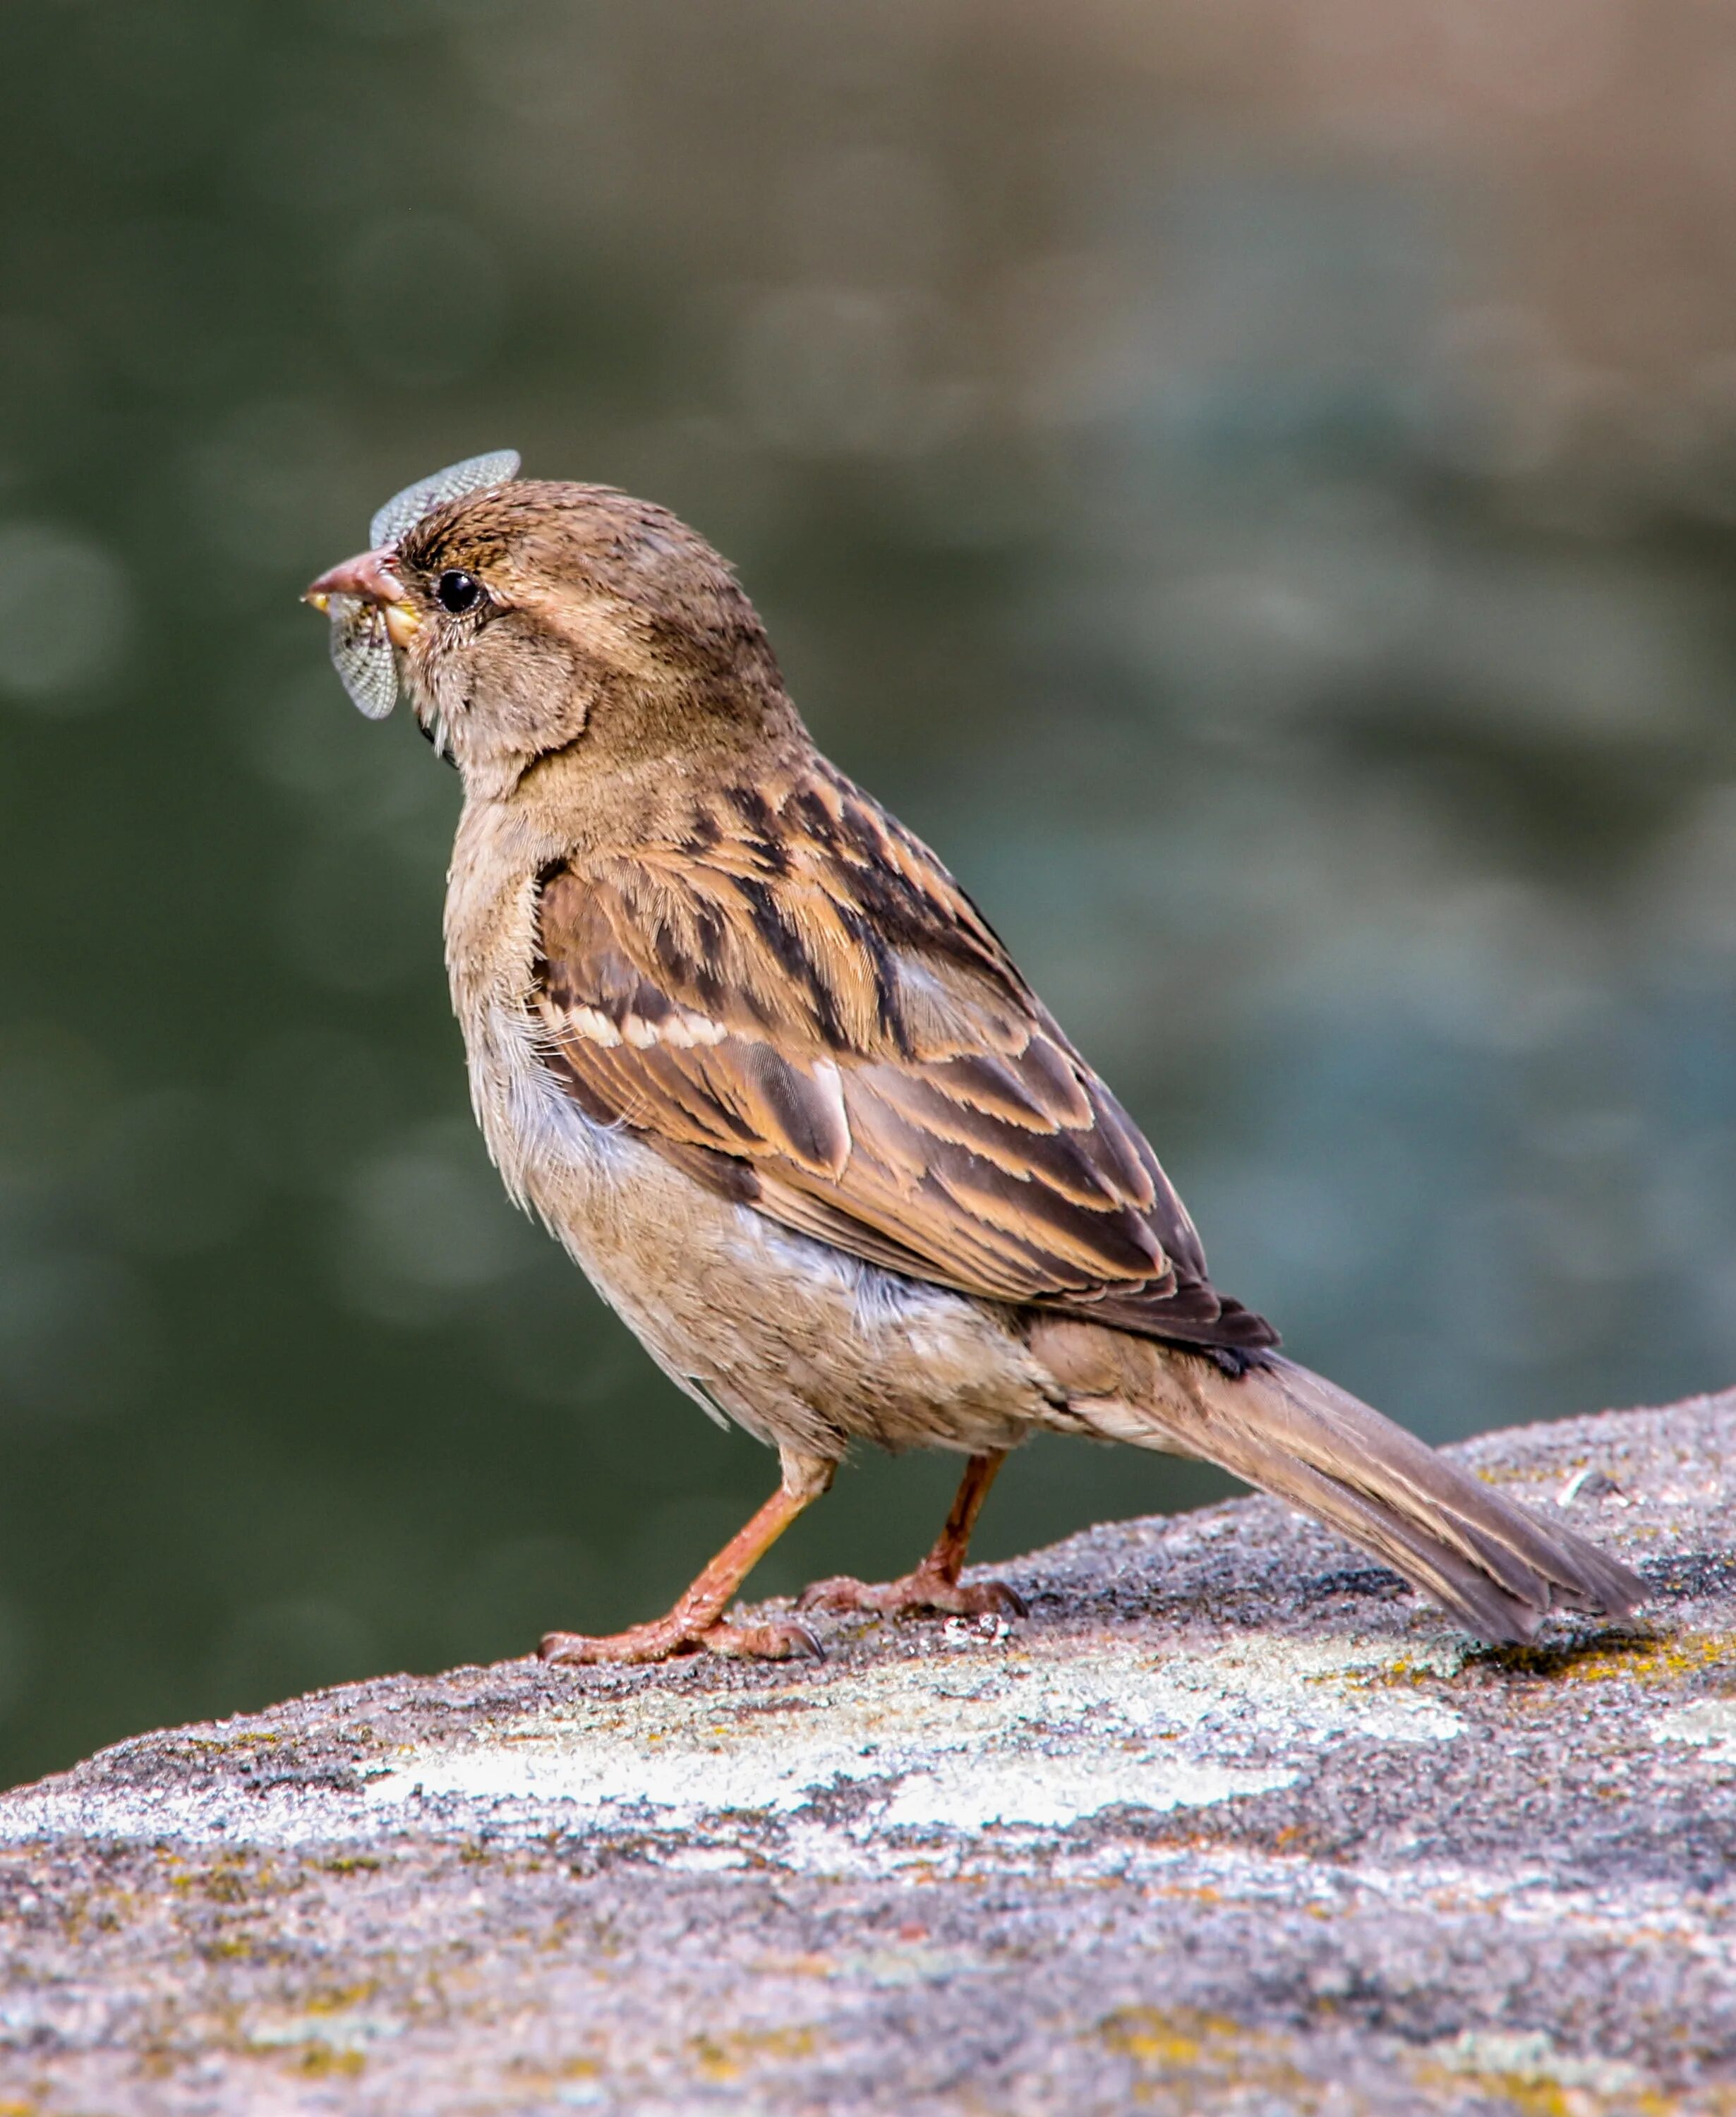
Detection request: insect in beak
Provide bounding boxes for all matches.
[303,549,422,719]
[305,449,520,720]
[303,549,422,645]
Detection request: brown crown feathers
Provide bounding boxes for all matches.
[391,482,797,792]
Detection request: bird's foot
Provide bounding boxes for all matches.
[539,1612,821,1667]
[797,1565,1027,1622]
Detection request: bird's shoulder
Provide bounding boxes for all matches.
[535,754,1036,1066]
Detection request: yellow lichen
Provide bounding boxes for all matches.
[1477,1631,1736,1687]
[303,1982,378,2016]
[294,2046,365,2078]
[1413,2058,1677,2117]
[1098,2006,1320,2107]
[689,2025,820,2082]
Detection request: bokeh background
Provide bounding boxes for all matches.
[1,0,1735,1786]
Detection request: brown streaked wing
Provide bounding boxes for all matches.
[531,768,1276,1353]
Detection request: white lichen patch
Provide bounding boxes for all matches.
[363,1631,1463,1839]
[1651,1696,1736,1764]
[1427,2028,1644,2098]
[247,2011,403,2057]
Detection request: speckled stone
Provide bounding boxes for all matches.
[1,1392,1733,2114]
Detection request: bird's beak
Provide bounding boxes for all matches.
[303,548,423,650]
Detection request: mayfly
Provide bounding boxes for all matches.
[306,450,520,719]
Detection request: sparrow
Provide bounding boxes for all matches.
[305,452,1643,1664]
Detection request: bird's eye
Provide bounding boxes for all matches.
[435,569,484,615]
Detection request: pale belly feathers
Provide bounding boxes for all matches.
[466,998,1065,1464]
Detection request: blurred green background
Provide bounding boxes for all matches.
[1,0,1735,1787]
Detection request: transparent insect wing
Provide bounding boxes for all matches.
[327,593,399,721]
[368,450,521,552]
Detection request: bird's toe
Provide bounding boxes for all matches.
[797,1569,1027,1622]
[703,1616,823,1661]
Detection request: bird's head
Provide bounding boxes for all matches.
[305,457,793,800]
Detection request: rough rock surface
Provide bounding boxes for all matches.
[1,1394,1735,2114]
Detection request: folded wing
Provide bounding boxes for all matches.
[532,766,1276,1355]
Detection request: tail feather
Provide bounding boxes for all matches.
[1032,1324,1644,1644]
[1234,1440,1567,1643]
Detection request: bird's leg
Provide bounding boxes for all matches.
[797,1450,1027,1621]
[541,1450,835,1667]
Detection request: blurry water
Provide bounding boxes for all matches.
[0,0,1733,1785]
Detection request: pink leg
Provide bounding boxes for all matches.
[541,1454,835,1666]
[797,1451,1027,1621]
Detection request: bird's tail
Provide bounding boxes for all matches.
[1029,1321,1643,1643]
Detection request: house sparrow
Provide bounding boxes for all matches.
[305,454,1643,1663]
